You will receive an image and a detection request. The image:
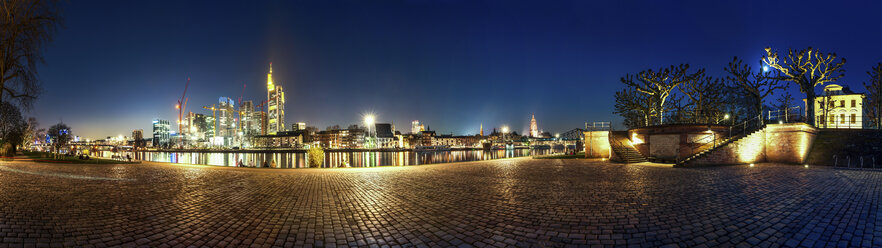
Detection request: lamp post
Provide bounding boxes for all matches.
[364,114,375,148]
[502,126,509,144]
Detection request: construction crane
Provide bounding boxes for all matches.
[177,77,190,148]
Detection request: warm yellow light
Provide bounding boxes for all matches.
[749,163,754,167]
[631,132,644,144]
[176,104,180,109]
[724,114,730,120]
[364,114,375,125]
[502,126,509,133]
[804,164,809,168]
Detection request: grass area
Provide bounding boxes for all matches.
[534,152,586,159]
[19,151,139,164]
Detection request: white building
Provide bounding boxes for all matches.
[807,84,865,129]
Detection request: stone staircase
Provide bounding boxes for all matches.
[609,131,647,163]
[675,125,767,167]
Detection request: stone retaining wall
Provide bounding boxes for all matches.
[685,123,817,166]
[583,131,611,158]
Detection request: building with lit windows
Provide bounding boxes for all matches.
[255,111,267,135]
[411,120,425,134]
[375,123,396,148]
[807,84,866,129]
[267,63,286,135]
[240,100,258,136]
[292,122,307,131]
[217,97,236,138]
[152,119,170,148]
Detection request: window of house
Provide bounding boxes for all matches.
[840,100,845,107]
[841,114,845,124]
[851,114,856,124]
[852,100,856,108]
[830,116,835,124]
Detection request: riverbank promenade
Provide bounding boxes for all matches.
[0,158,879,247]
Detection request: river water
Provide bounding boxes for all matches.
[136,148,566,168]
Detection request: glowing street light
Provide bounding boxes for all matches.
[363,113,376,148]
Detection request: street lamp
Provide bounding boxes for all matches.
[501,126,509,144]
[716,113,730,124]
[363,114,375,148]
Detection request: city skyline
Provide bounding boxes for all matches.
[27,0,882,139]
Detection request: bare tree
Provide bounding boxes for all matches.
[725,56,786,117]
[1,0,62,109]
[0,101,26,155]
[762,47,845,126]
[19,116,40,149]
[680,74,726,123]
[47,122,70,156]
[665,93,689,124]
[620,64,704,124]
[614,86,656,128]
[776,91,796,111]
[864,63,882,128]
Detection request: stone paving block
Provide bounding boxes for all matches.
[0,159,880,246]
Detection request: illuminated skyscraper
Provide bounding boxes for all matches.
[530,114,539,138]
[152,119,170,148]
[240,100,260,136]
[267,63,285,135]
[218,97,235,137]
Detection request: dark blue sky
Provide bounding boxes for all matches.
[33,0,882,139]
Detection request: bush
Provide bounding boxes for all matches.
[0,143,13,156]
[308,146,324,168]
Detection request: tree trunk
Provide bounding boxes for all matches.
[806,90,816,126]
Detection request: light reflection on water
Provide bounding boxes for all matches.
[137,148,564,168]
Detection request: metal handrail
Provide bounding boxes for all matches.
[767,106,803,123]
[678,114,764,164]
[586,121,612,131]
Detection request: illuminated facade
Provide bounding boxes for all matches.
[152,119,170,148]
[217,97,236,137]
[809,84,865,129]
[256,111,267,135]
[292,122,307,131]
[530,114,539,137]
[240,100,260,136]
[267,63,286,135]
[411,120,425,134]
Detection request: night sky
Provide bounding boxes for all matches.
[33,0,882,139]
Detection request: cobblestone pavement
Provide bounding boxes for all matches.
[0,158,880,248]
